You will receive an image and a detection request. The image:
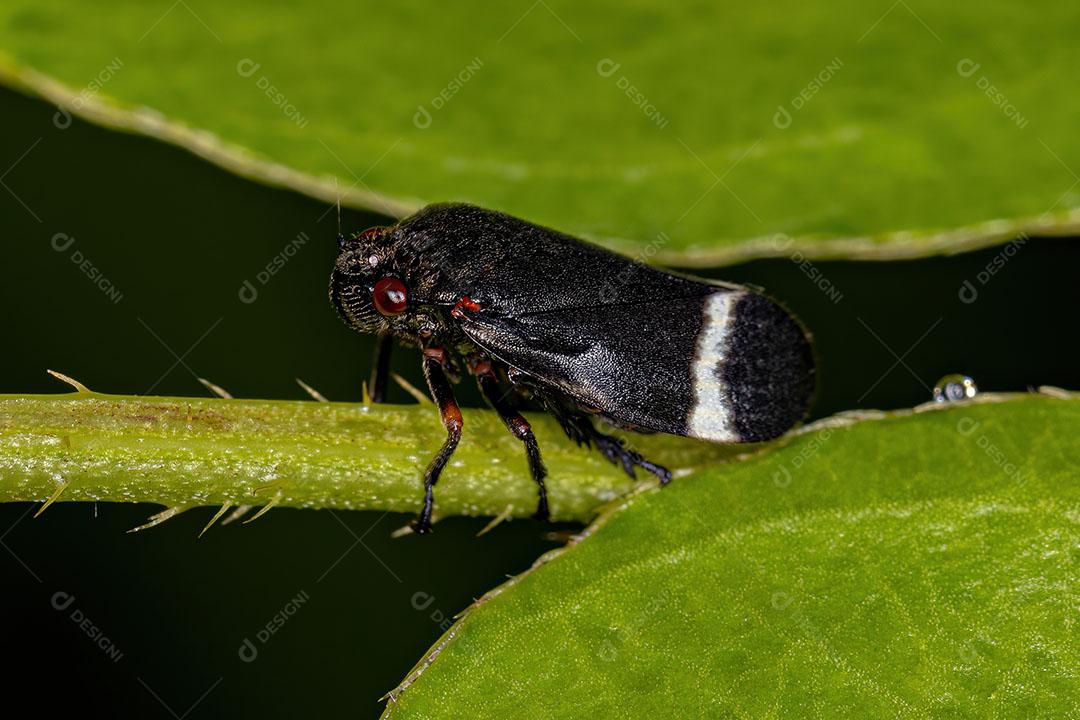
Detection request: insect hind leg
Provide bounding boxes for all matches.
[547,401,671,486]
[590,432,672,485]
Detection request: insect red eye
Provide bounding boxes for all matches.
[372,277,408,316]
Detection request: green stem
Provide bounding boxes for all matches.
[0,390,740,524]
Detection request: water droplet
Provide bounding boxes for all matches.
[933,374,978,403]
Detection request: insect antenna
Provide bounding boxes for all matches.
[335,176,346,249]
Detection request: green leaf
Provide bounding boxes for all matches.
[0,388,736,524]
[2,2,1077,265]
[383,391,1079,717]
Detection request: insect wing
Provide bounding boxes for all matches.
[457,285,815,443]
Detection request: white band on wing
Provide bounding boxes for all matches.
[686,291,741,442]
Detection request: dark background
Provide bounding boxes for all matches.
[1,84,1076,717]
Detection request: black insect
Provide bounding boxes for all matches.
[330,204,814,533]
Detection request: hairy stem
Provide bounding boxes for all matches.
[0,391,740,523]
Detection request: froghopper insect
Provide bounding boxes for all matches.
[330,204,815,533]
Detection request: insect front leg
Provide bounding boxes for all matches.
[472,359,550,522]
[413,347,463,534]
[368,331,393,403]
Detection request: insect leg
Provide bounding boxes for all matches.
[473,360,549,521]
[368,331,393,403]
[413,347,463,534]
[549,404,671,486]
[589,430,672,485]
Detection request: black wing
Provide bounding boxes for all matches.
[395,203,714,314]
[397,204,815,442]
[456,288,815,443]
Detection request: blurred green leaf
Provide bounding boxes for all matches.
[1,2,1078,264]
[384,392,1079,717]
